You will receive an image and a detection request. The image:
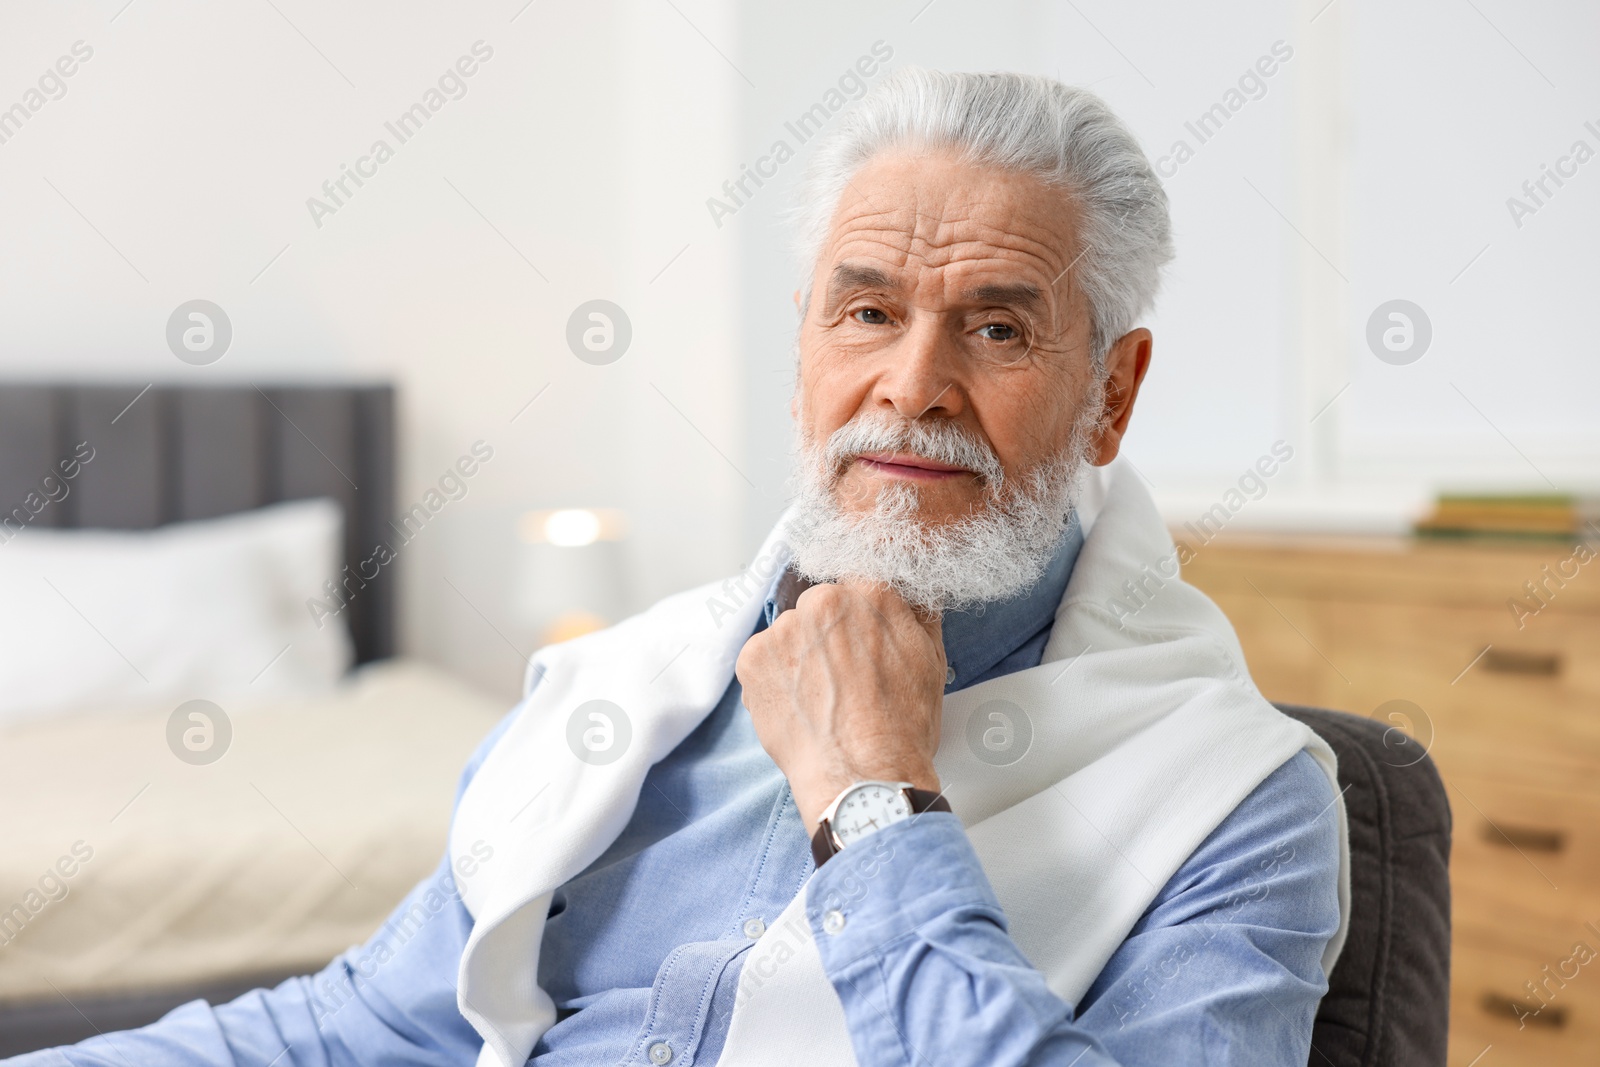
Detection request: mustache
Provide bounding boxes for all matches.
[820,415,1006,488]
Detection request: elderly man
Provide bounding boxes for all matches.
[14,68,1347,1067]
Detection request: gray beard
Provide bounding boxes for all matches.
[786,391,1103,614]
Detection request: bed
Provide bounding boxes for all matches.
[0,384,510,1055]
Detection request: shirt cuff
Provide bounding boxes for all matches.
[805,811,1005,971]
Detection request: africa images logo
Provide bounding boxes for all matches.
[166,300,232,365]
[566,700,631,766]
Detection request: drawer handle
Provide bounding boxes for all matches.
[1481,821,1566,853]
[1480,992,1567,1030]
[1482,648,1563,676]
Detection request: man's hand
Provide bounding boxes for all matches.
[735,580,946,829]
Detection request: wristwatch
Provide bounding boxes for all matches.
[810,780,951,868]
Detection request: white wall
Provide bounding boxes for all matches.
[1340,0,1600,489]
[0,0,746,699]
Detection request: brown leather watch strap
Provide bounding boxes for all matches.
[810,786,952,868]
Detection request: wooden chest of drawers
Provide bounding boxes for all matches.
[1179,532,1600,1067]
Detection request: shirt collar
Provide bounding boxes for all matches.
[759,510,1085,691]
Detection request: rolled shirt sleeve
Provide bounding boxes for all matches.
[804,749,1342,1067]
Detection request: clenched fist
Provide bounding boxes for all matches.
[735,579,947,829]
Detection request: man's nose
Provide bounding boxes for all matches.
[870,317,964,421]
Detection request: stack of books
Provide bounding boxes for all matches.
[1414,494,1600,541]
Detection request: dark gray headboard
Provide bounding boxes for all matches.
[0,383,396,665]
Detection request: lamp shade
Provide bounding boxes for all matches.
[513,509,628,645]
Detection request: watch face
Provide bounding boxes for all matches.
[832,783,911,847]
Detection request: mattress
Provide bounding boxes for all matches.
[0,659,508,1003]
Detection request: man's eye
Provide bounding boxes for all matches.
[854,308,890,325]
[979,323,1018,341]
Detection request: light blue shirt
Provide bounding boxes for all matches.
[9,516,1341,1066]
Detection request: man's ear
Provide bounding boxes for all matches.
[1089,328,1153,466]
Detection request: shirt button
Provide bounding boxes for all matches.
[742,917,766,939]
[945,665,957,685]
[648,1041,673,1065]
[822,909,846,935]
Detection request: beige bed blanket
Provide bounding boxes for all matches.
[0,659,507,1002]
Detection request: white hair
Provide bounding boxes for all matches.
[788,67,1173,363]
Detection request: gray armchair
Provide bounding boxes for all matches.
[1274,704,1453,1067]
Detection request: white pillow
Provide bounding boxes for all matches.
[0,499,354,723]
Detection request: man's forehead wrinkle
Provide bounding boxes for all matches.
[834,180,1067,253]
[835,205,1070,274]
[827,225,1068,283]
